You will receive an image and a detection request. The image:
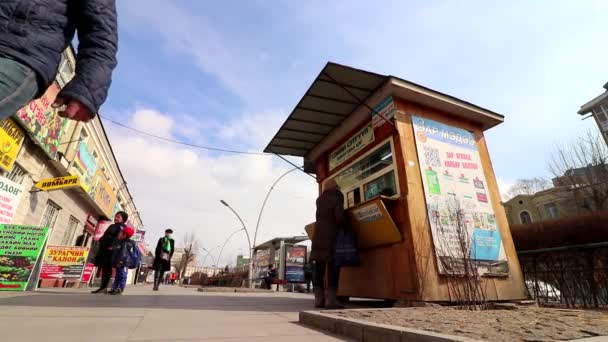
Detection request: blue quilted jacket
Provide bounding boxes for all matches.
[0,0,118,113]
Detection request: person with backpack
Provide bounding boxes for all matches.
[92,211,128,294]
[108,225,137,295]
[152,229,175,291]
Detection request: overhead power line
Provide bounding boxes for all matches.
[99,114,269,156]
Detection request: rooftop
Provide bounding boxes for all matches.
[264,62,504,172]
[254,236,309,250]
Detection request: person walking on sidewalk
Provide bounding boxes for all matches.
[0,1,118,122]
[152,229,175,291]
[92,211,128,294]
[310,178,344,309]
[108,225,136,295]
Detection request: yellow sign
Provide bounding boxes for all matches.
[0,119,25,172]
[347,198,401,249]
[93,174,116,218]
[35,175,80,192]
[329,123,374,171]
[305,198,401,249]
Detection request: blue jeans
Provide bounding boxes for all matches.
[112,266,128,290]
[0,57,39,120]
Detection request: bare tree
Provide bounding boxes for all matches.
[506,177,551,199]
[549,130,608,212]
[175,233,199,279]
[432,196,487,310]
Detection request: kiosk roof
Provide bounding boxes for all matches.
[264,62,504,168]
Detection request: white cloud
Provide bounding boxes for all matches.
[104,109,317,267]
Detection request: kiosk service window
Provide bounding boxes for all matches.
[330,139,399,208]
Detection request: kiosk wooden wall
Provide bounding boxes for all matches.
[315,95,527,302]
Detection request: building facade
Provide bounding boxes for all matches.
[503,187,580,225]
[579,81,608,146]
[0,47,143,250]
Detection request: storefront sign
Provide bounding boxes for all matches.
[68,141,99,194]
[0,176,24,224]
[285,245,306,283]
[111,201,123,219]
[329,123,374,171]
[40,246,89,279]
[372,96,397,129]
[35,175,80,192]
[0,225,50,291]
[85,215,98,234]
[14,82,69,159]
[133,230,146,253]
[412,116,508,276]
[0,119,25,172]
[93,175,117,218]
[348,199,401,249]
[81,263,95,283]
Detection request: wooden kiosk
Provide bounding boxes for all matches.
[265,63,527,302]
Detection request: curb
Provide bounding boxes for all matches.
[299,310,485,342]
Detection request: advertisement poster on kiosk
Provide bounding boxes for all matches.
[412,116,508,276]
[285,245,306,283]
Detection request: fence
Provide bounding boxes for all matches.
[519,243,608,308]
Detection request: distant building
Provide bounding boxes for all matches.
[503,166,605,225]
[578,81,608,145]
[236,255,250,267]
[184,264,214,277]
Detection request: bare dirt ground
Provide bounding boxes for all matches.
[334,306,608,341]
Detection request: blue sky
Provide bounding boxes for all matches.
[101,0,608,262]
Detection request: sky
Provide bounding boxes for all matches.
[99,0,608,266]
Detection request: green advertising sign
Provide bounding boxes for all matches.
[0,225,50,291]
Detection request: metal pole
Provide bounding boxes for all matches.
[220,200,253,287]
[217,228,245,270]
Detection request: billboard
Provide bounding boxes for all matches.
[0,176,25,224]
[0,119,25,172]
[285,245,306,283]
[14,82,69,159]
[68,141,99,193]
[0,225,50,291]
[93,172,117,218]
[40,246,89,279]
[412,116,508,276]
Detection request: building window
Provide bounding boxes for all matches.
[544,203,559,219]
[61,216,80,245]
[519,211,532,224]
[329,139,399,208]
[4,164,27,184]
[40,201,61,230]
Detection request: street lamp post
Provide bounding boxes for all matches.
[202,246,219,274]
[217,228,247,272]
[220,200,253,287]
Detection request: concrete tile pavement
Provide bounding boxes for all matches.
[0,285,347,342]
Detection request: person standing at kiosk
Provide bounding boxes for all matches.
[310,179,344,309]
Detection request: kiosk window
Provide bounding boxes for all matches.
[331,140,399,208]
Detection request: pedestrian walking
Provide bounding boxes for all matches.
[108,226,136,295]
[0,1,118,121]
[310,178,345,309]
[152,229,175,291]
[91,211,128,294]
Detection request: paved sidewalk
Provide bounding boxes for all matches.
[0,285,346,342]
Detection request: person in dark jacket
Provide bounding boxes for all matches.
[108,225,135,295]
[92,211,128,294]
[152,229,175,291]
[310,178,345,309]
[0,0,118,121]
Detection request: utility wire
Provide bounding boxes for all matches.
[99,114,269,156]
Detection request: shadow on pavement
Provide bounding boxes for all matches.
[0,293,316,312]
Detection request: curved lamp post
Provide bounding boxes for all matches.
[220,200,253,285]
[252,167,300,250]
[202,246,220,270]
[216,228,246,270]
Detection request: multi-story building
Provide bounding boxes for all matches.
[578,81,608,145]
[0,47,143,249]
